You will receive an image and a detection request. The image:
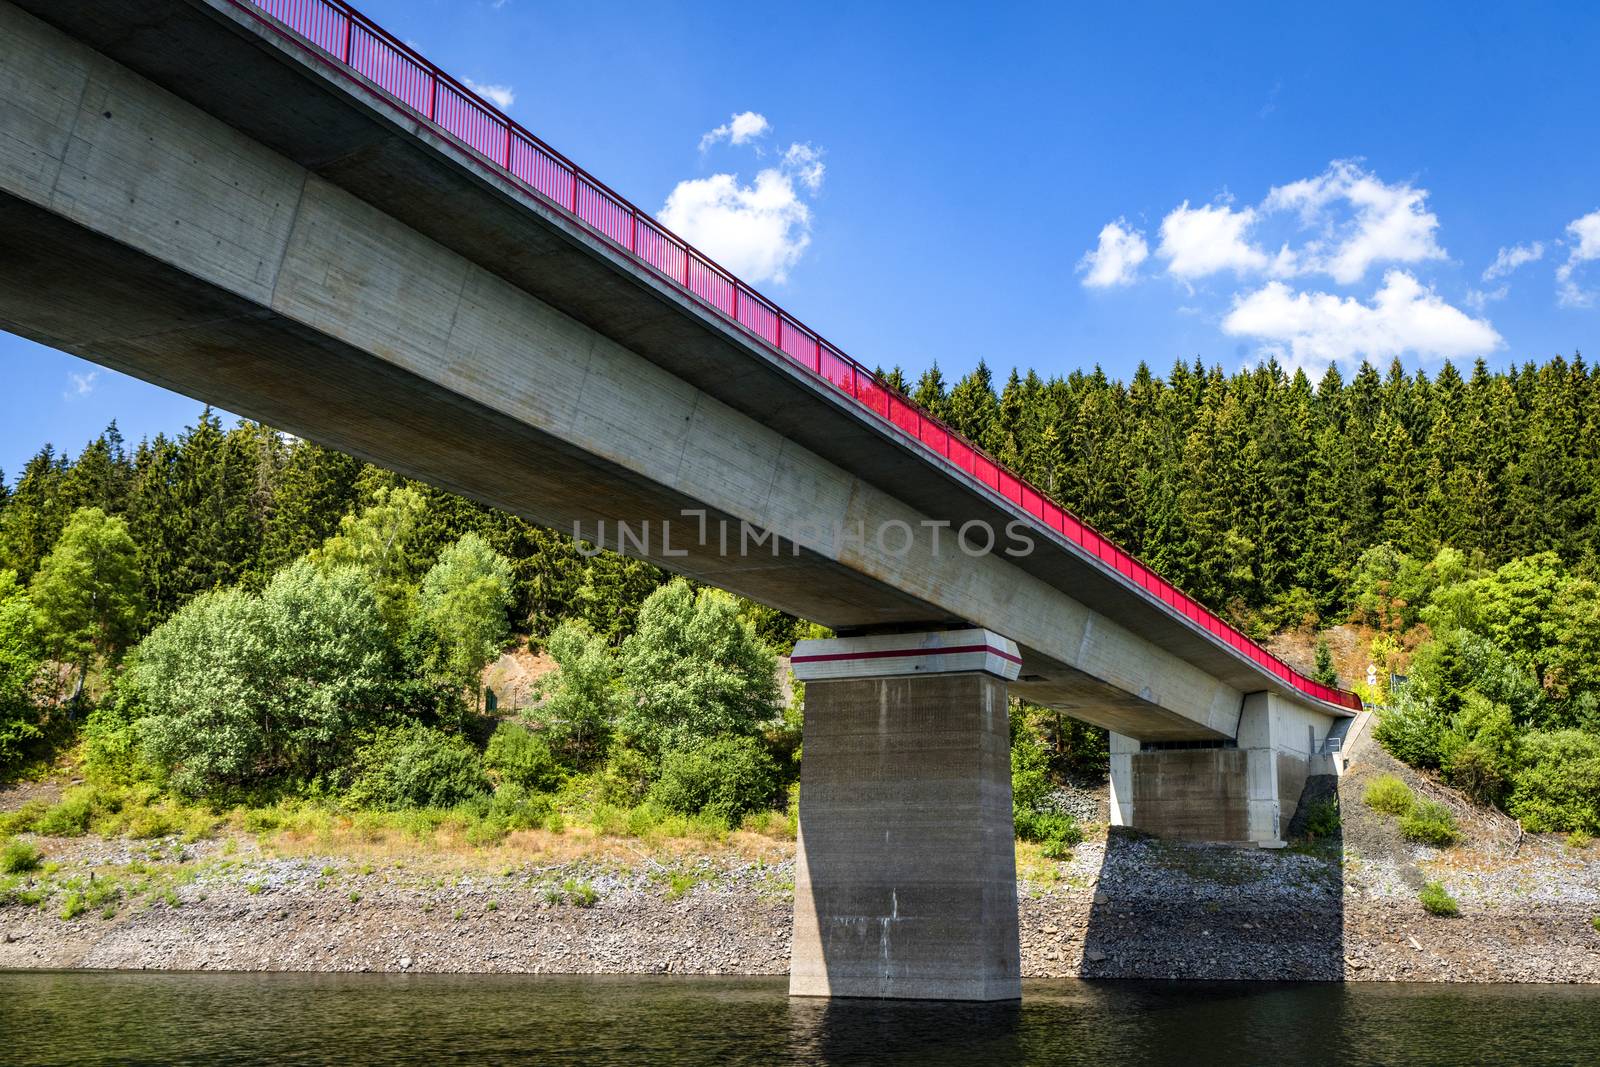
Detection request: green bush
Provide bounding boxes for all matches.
[1591,916,1600,934]
[0,570,44,774]
[532,621,618,767]
[1015,810,1084,857]
[1301,798,1342,840]
[81,691,158,785]
[615,582,779,757]
[1374,694,1448,769]
[346,724,490,810]
[134,560,393,797]
[648,735,778,823]
[1399,801,1461,847]
[485,783,556,831]
[1419,881,1459,916]
[597,747,654,807]
[1,838,42,873]
[30,786,98,836]
[483,722,562,791]
[1508,731,1600,834]
[1363,775,1415,815]
[1567,831,1592,850]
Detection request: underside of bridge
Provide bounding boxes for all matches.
[0,0,1355,1000]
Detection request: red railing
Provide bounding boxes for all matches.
[234,0,1361,713]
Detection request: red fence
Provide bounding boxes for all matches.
[233,0,1361,713]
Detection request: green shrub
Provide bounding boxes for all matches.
[562,878,598,907]
[533,621,619,766]
[1374,692,1448,769]
[1419,881,1459,916]
[1,838,42,873]
[0,570,44,775]
[1363,775,1415,816]
[60,890,87,920]
[0,799,48,836]
[597,747,654,807]
[483,722,562,791]
[1014,810,1084,857]
[1591,915,1600,933]
[81,692,158,785]
[346,724,490,810]
[1399,801,1461,847]
[1508,731,1600,834]
[648,735,778,823]
[133,561,392,797]
[615,582,779,757]
[1301,798,1342,840]
[30,786,99,836]
[1567,831,1592,850]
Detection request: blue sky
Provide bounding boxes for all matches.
[5,0,1600,479]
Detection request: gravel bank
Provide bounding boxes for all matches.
[5,733,1597,983]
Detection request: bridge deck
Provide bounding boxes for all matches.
[4,0,1358,729]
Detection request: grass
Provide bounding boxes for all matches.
[658,868,702,900]
[2,838,43,874]
[1419,881,1460,917]
[1591,916,1600,933]
[1567,831,1592,850]
[560,877,599,907]
[1399,801,1461,847]
[1363,775,1415,816]
[3,777,800,876]
[59,890,87,920]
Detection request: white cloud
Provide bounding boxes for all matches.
[1264,161,1445,284]
[63,370,97,400]
[663,117,823,284]
[1482,241,1544,281]
[1557,210,1600,307]
[1157,200,1268,280]
[1464,286,1508,313]
[1223,270,1502,370]
[462,79,515,110]
[1109,161,1445,288]
[699,111,771,152]
[782,142,825,192]
[1077,218,1149,288]
[659,170,812,284]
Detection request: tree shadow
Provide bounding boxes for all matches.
[1080,775,1345,982]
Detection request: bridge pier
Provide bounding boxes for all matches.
[1108,692,1336,844]
[788,629,1022,1001]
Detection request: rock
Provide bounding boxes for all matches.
[399,957,412,969]
[1085,948,1107,963]
[1092,893,1109,906]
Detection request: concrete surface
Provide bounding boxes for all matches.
[791,665,1020,1000]
[1108,693,1335,844]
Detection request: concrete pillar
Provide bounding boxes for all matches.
[1237,692,1283,844]
[1107,731,1138,828]
[788,628,1022,1001]
[1106,692,1338,845]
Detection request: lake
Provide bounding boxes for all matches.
[3,972,1598,1065]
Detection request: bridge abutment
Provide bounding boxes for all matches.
[788,629,1022,1001]
[1108,691,1337,844]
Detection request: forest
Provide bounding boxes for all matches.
[1,352,1597,842]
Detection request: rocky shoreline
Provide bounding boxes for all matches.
[5,734,1598,983]
[4,824,1597,983]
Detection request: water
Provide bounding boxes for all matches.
[3,972,1598,1065]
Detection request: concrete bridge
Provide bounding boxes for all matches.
[0,0,1360,1000]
